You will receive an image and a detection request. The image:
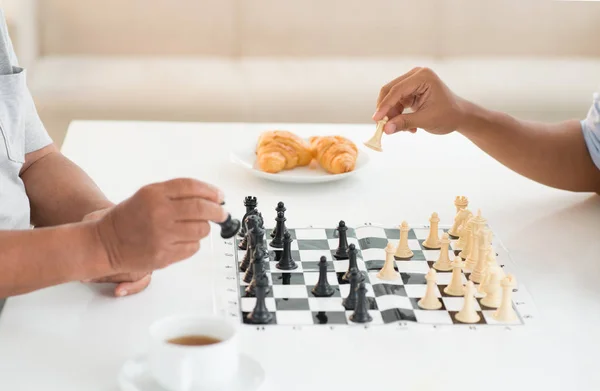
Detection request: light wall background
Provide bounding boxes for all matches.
[3,0,600,146]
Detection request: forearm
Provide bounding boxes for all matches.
[21,148,114,227]
[458,101,600,192]
[0,223,112,297]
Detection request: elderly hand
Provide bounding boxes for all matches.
[82,206,152,297]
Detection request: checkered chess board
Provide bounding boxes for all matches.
[217,224,534,329]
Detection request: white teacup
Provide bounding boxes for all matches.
[148,314,239,391]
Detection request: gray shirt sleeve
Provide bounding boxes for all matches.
[0,9,52,154]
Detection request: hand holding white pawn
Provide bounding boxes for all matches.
[493,274,518,322]
[455,281,480,324]
[418,269,442,310]
[377,242,400,280]
[433,232,453,271]
[364,116,388,152]
[443,256,465,296]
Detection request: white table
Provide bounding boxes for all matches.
[0,120,599,391]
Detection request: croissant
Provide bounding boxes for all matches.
[309,136,358,174]
[255,130,313,173]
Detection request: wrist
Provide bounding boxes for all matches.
[79,221,116,279]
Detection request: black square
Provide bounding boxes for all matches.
[302,260,335,272]
[330,249,363,260]
[384,228,400,239]
[364,260,394,271]
[242,311,277,325]
[325,227,357,240]
[358,237,388,250]
[449,311,487,325]
[297,239,331,251]
[275,298,310,311]
[271,273,305,285]
[401,272,427,285]
[265,229,297,240]
[372,284,407,297]
[269,250,301,263]
[335,271,369,285]
[312,311,348,325]
[380,308,417,324]
[410,297,447,311]
[306,285,342,297]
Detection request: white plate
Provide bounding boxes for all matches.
[118,353,265,391]
[230,140,371,184]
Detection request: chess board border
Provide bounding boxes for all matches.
[215,223,537,332]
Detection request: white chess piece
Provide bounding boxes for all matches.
[457,217,473,258]
[448,196,470,237]
[394,221,414,259]
[443,257,465,296]
[378,243,400,280]
[433,233,453,271]
[480,268,503,308]
[455,281,480,324]
[364,116,388,152]
[469,232,488,283]
[478,264,505,295]
[453,195,469,214]
[422,212,441,249]
[418,269,442,310]
[493,274,518,322]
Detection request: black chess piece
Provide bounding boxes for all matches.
[217,213,241,239]
[246,244,270,296]
[239,196,258,237]
[270,202,286,238]
[240,215,262,272]
[334,220,350,260]
[311,256,334,297]
[247,271,273,324]
[349,282,372,323]
[269,211,287,248]
[342,244,364,283]
[276,231,297,270]
[238,216,250,250]
[342,267,359,310]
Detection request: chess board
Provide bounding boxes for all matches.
[216,223,536,330]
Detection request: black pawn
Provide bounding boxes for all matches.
[276,231,297,270]
[239,196,258,237]
[311,256,334,297]
[269,211,287,248]
[349,282,372,323]
[342,267,359,310]
[342,244,364,283]
[270,202,286,238]
[218,213,241,239]
[246,245,270,296]
[247,271,272,324]
[334,220,350,260]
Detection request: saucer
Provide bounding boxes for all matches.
[117,353,265,391]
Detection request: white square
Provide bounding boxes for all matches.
[303,271,339,286]
[395,261,430,274]
[361,247,385,262]
[368,272,403,285]
[482,310,522,326]
[297,250,332,263]
[333,259,367,273]
[442,297,481,312]
[328,237,360,250]
[275,311,315,325]
[339,282,374,298]
[435,271,465,285]
[240,297,276,312]
[375,295,413,311]
[355,226,386,240]
[268,261,304,273]
[238,272,273,286]
[412,228,430,239]
[404,284,441,298]
[272,285,309,299]
[308,297,345,312]
[267,241,298,251]
[387,239,399,248]
[407,239,422,250]
[423,250,440,261]
[414,310,454,325]
[345,310,384,325]
[295,229,328,240]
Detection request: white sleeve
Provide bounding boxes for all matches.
[581,92,600,170]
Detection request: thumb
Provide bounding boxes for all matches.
[384,112,425,134]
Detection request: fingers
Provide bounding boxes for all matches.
[384,112,425,134]
[170,241,201,262]
[86,272,148,284]
[172,198,227,223]
[115,274,152,297]
[374,67,422,120]
[375,73,426,124]
[162,178,224,204]
[173,221,211,242]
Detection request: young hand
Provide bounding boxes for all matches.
[372,67,468,135]
[94,178,226,275]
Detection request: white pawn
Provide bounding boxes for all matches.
[433,233,453,271]
[422,212,441,249]
[493,275,518,322]
[394,221,414,259]
[480,268,503,308]
[378,243,400,280]
[418,269,442,310]
[455,281,480,324]
[443,257,465,296]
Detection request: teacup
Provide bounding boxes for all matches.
[148,314,239,391]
